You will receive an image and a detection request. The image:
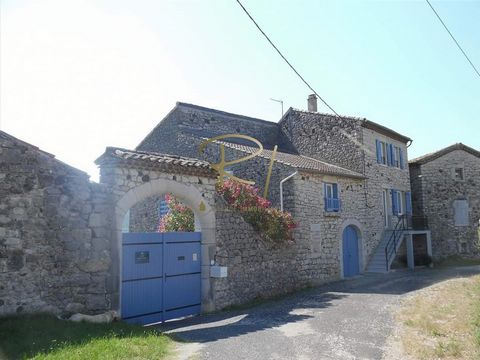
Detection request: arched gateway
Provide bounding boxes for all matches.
[96,148,218,323]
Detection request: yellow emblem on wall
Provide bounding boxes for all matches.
[199,134,278,199]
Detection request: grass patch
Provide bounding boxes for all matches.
[0,314,173,360]
[435,255,480,268]
[395,275,480,359]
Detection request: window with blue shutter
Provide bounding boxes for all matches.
[158,199,169,218]
[399,148,404,169]
[386,143,392,166]
[324,183,341,212]
[391,190,398,215]
[405,191,412,215]
[376,140,382,164]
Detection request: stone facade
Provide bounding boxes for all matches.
[0,132,114,316]
[137,102,413,274]
[410,145,480,258]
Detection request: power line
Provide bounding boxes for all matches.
[235,0,340,116]
[425,0,480,79]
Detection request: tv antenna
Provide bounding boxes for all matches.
[270,98,284,117]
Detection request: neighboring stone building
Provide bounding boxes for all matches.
[135,96,416,275]
[409,143,480,259]
[0,131,113,315]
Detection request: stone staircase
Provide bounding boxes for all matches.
[366,229,406,273]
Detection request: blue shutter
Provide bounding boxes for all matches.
[391,190,398,215]
[399,148,404,169]
[406,191,412,215]
[324,183,328,211]
[333,183,339,211]
[387,144,393,166]
[376,140,382,163]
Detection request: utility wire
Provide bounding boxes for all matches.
[425,0,480,79]
[235,0,340,116]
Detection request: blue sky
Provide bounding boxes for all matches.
[1,0,479,179]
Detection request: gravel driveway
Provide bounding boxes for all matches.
[158,266,480,360]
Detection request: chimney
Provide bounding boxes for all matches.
[307,94,317,112]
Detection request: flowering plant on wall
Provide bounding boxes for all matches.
[216,179,296,242]
[158,193,194,232]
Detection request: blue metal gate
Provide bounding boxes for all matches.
[121,232,201,325]
[342,226,360,277]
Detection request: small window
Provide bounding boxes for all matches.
[380,142,387,165]
[454,168,464,181]
[454,199,469,226]
[324,183,341,212]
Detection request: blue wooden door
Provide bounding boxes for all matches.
[342,226,360,277]
[121,232,201,325]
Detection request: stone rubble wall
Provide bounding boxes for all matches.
[361,128,411,262]
[410,150,480,258]
[0,136,114,316]
[291,173,368,276]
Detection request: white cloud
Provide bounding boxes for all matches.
[1,0,187,180]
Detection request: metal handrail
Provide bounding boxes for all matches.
[384,215,406,271]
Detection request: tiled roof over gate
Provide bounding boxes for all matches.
[95,147,217,177]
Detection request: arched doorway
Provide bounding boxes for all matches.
[342,226,360,277]
[114,178,216,324]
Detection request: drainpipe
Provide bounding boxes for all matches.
[280,171,298,212]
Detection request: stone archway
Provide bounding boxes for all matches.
[112,178,217,315]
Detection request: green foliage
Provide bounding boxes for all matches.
[158,193,194,232]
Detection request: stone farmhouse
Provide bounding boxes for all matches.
[134,95,429,276]
[1,96,476,323]
[409,143,480,259]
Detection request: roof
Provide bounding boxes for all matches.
[280,108,412,144]
[0,130,89,177]
[176,102,277,127]
[217,140,365,179]
[409,143,480,166]
[95,147,217,177]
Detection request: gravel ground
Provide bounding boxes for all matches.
[157,266,480,360]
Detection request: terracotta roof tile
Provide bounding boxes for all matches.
[216,141,365,179]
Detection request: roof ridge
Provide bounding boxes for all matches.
[176,102,278,125]
[410,143,480,165]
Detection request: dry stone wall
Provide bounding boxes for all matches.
[0,134,114,316]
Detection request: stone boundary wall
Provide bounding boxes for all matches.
[0,134,114,316]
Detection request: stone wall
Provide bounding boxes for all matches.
[410,150,480,258]
[290,172,368,276]
[137,103,296,155]
[129,196,163,232]
[279,110,364,173]
[0,133,114,316]
[361,127,411,261]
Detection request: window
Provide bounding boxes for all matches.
[158,199,169,218]
[454,168,464,181]
[396,191,404,215]
[391,190,412,216]
[394,147,401,168]
[376,140,387,165]
[454,199,469,226]
[324,183,341,212]
[376,140,404,169]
